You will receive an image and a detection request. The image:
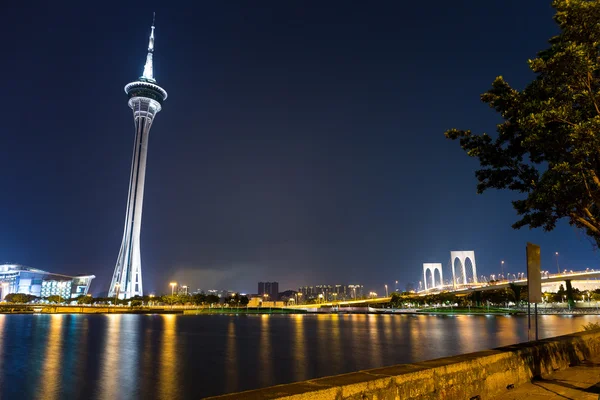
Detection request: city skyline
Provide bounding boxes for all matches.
[2,2,600,296]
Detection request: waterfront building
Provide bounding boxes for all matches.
[108,17,168,299]
[258,281,279,300]
[0,264,95,300]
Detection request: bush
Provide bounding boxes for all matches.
[582,322,600,331]
[130,300,143,307]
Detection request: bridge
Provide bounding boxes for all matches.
[424,270,600,294]
[286,270,600,309]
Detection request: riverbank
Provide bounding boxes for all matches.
[416,306,523,315]
[204,328,600,400]
[0,305,305,315]
[2,304,600,315]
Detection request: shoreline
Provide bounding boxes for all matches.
[1,306,600,316]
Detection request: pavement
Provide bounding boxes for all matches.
[493,358,600,400]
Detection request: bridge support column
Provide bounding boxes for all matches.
[474,291,482,307]
[565,280,576,308]
[509,283,521,305]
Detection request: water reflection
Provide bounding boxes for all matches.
[409,315,424,360]
[0,315,4,389]
[1,313,598,400]
[158,315,178,400]
[38,315,64,400]
[329,314,343,372]
[99,315,121,400]
[119,315,140,398]
[72,317,89,399]
[225,320,238,391]
[258,315,273,386]
[293,315,307,381]
[367,314,382,367]
[456,316,480,354]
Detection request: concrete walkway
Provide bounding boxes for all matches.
[493,358,600,400]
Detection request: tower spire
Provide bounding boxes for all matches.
[141,14,156,82]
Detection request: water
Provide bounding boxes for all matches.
[1,313,598,399]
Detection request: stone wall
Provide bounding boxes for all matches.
[204,329,600,400]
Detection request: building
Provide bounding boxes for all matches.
[298,284,364,301]
[108,18,168,299]
[258,282,279,301]
[0,264,95,300]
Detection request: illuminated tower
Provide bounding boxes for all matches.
[108,17,167,299]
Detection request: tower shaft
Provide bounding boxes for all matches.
[108,20,167,300]
[108,98,161,298]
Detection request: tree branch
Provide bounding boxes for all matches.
[570,212,600,235]
[587,71,600,117]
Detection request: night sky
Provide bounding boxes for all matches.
[2,1,596,295]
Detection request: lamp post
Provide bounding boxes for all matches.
[555,252,560,274]
[385,284,388,298]
[501,261,504,280]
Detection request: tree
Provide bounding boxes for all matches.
[239,295,249,306]
[4,293,36,303]
[46,295,62,304]
[192,293,206,305]
[76,295,93,305]
[205,294,220,305]
[445,1,600,246]
[162,295,177,305]
[226,293,241,307]
[130,300,143,307]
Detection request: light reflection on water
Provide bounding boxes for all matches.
[38,314,63,400]
[99,315,122,400]
[159,314,178,400]
[0,313,599,399]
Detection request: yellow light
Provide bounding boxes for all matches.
[170,282,176,287]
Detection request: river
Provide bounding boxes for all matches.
[1,313,598,399]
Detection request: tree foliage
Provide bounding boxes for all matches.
[445,0,600,245]
[76,295,93,304]
[4,293,37,303]
[46,295,63,304]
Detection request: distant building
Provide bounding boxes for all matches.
[258,281,279,301]
[0,264,95,300]
[298,284,364,301]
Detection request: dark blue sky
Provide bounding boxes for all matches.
[2,1,597,295]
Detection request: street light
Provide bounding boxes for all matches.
[501,261,504,280]
[385,284,388,297]
[555,252,560,274]
[170,282,177,296]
